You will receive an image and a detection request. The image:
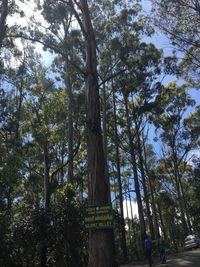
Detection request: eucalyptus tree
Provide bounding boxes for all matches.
[37,0,85,184]
[94,1,164,252]
[20,61,82,266]
[152,82,197,236]
[42,1,115,266]
[150,0,200,87]
[142,142,161,239]
[113,39,162,247]
[0,45,37,266]
[184,106,200,144]
[9,0,115,264]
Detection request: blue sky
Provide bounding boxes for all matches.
[140,0,199,157]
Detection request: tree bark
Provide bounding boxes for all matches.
[43,140,50,209]
[142,141,160,238]
[157,198,167,240]
[112,88,127,262]
[0,0,8,50]
[40,140,51,267]
[64,59,74,184]
[102,83,111,202]
[80,1,114,266]
[148,174,160,238]
[136,133,154,239]
[123,93,146,246]
[172,156,188,237]
[177,170,192,233]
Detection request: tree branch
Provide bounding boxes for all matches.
[98,68,127,87]
[7,34,86,75]
[51,139,81,179]
[23,163,43,177]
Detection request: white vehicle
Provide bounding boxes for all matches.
[184,235,200,250]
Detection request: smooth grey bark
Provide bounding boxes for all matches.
[157,197,167,240]
[177,170,192,233]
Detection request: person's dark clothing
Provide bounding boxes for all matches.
[157,238,166,263]
[145,238,152,266]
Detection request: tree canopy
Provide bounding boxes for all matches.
[0,0,199,266]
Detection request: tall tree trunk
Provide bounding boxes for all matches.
[64,59,74,183]
[128,179,139,260]
[172,157,188,237]
[43,141,50,209]
[125,196,131,245]
[148,175,160,238]
[102,84,109,186]
[177,171,192,233]
[136,133,154,239]
[80,1,114,266]
[112,88,127,262]
[0,0,8,50]
[15,60,26,146]
[142,140,160,238]
[40,140,50,267]
[157,199,167,240]
[123,93,146,246]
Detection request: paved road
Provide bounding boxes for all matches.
[157,248,200,267]
[120,248,200,267]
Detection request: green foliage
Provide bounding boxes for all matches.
[0,185,87,267]
[0,0,199,266]
[151,0,200,87]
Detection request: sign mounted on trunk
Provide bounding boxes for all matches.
[84,204,113,230]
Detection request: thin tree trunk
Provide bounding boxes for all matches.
[0,0,8,50]
[125,196,131,246]
[80,1,114,266]
[177,172,192,233]
[123,93,146,246]
[142,138,160,238]
[43,141,50,209]
[128,179,139,260]
[112,88,127,262]
[40,140,51,267]
[148,175,160,238]
[173,158,188,237]
[65,59,74,184]
[60,144,65,184]
[157,199,167,240]
[136,133,154,239]
[102,83,110,192]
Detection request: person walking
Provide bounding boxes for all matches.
[145,235,153,267]
[157,236,166,263]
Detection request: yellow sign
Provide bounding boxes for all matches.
[84,205,113,230]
